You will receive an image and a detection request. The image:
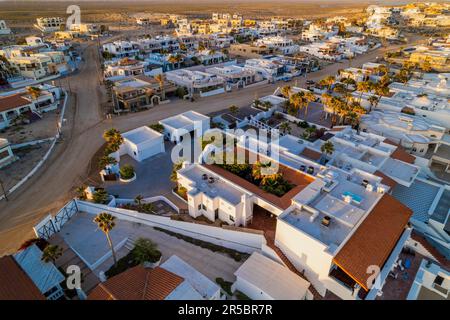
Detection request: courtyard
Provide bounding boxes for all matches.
[54,211,246,286]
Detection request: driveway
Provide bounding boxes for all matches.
[104,141,187,208]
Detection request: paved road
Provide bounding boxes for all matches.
[0,36,426,255]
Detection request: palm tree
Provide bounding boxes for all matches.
[341,77,356,91]
[280,85,291,98]
[170,161,183,183]
[26,86,42,100]
[76,185,87,200]
[168,54,183,70]
[319,76,335,92]
[289,92,306,116]
[356,81,371,103]
[93,212,117,266]
[154,73,166,100]
[303,91,316,119]
[103,128,121,143]
[320,141,334,158]
[98,155,117,169]
[41,244,63,264]
[103,128,123,153]
[321,92,333,120]
[421,60,432,72]
[229,105,239,115]
[279,122,291,135]
[368,95,380,112]
[134,194,144,206]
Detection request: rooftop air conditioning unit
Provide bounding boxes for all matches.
[321,216,331,227]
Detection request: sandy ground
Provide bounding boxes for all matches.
[0,31,427,255]
[0,142,52,191]
[0,1,370,22]
[0,111,59,144]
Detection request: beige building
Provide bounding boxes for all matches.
[229,43,275,58]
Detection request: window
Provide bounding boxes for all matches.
[229,215,234,222]
[198,204,206,211]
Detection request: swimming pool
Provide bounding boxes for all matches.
[342,191,363,204]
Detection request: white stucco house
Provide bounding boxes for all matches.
[119,126,165,162]
[0,138,16,169]
[159,110,210,143]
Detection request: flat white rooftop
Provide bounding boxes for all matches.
[282,206,352,248]
[380,158,419,184]
[123,126,162,145]
[281,167,385,248]
[160,110,209,130]
[179,164,246,205]
[234,251,311,300]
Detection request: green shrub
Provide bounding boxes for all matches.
[149,123,164,133]
[120,165,135,180]
[132,238,161,264]
[93,189,109,204]
[216,277,233,295]
[105,239,161,278]
[235,290,251,300]
[175,87,188,98]
[299,120,309,128]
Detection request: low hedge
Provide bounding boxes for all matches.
[153,227,248,262]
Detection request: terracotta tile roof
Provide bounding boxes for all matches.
[0,93,31,113]
[204,147,315,210]
[391,147,416,164]
[135,74,159,85]
[329,126,347,132]
[88,266,184,300]
[383,139,399,146]
[374,170,397,189]
[333,194,412,291]
[300,148,322,161]
[0,256,45,300]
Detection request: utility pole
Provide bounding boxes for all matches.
[0,178,8,201]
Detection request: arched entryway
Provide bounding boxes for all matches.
[151,95,160,106]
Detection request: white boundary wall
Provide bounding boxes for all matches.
[0,89,69,201]
[75,200,266,254]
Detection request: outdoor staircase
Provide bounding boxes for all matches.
[267,242,324,300]
[23,110,42,123]
[124,237,137,251]
[410,231,450,269]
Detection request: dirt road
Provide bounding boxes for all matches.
[0,37,425,255]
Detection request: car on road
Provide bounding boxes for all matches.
[306,80,315,85]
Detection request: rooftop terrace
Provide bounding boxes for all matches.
[179,164,246,205]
